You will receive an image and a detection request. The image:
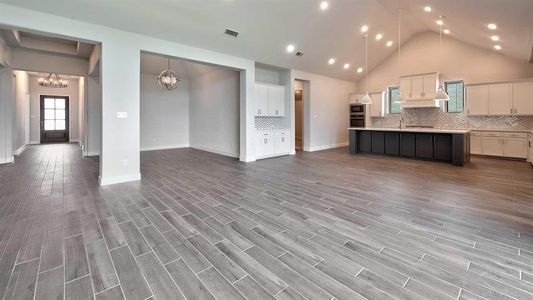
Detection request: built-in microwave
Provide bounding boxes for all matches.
[350,104,365,114]
[350,116,365,128]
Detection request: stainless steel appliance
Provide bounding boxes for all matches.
[350,104,366,128]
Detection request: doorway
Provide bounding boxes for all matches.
[295,88,303,150]
[40,95,69,143]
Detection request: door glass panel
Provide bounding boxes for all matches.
[55,98,65,109]
[55,109,66,120]
[55,120,66,130]
[44,98,55,108]
[44,109,55,120]
[44,120,55,130]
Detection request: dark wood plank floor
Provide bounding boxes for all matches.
[1,143,533,300]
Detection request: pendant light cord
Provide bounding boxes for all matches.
[365,33,368,94]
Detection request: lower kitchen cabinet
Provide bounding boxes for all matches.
[415,133,434,159]
[470,131,529,159]
[384,132,400,155]
[371,132,385,154]
[433,135,453,161]
[256,129,291,159]
[399,133,416,157]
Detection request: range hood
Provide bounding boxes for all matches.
[398,72,441,109]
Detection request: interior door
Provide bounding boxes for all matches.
[40,95,69,143]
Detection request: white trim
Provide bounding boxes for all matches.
[308,142,349,152]
[0,156,14,164]
[140,144,189,152]
[256,152,290,160]
[240,156,256,162]
[69,139,80,143]
[190,145,239,158]
[84,151,100,157]
[13,144,26,156]
[30,141,40,144]
[99,172,141,186]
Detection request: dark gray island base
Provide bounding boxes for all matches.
[349,128,471,166]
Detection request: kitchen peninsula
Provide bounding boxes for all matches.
[349,127,471,166]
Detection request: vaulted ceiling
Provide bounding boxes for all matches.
[0,0,531,81]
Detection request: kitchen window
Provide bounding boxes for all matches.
[389,86,401,114]
[445,81,464,113]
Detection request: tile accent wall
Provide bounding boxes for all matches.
[255,116,281,130]
[369,107,533,131]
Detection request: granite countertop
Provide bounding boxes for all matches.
[348,127,471,134]
[469,128,533,133]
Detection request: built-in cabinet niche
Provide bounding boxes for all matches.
[466,80,533,116]
[255,83,285,117]
[349,92,385,117]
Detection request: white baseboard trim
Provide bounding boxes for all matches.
[30,141,40,145]
[70,139,80,143]
[141,144,189,152]
[13,145,27,156]
[0,156,14,164]
[99,172,141,186]
[308,142,349,152]
[84,151,101,157]
[239,156,256,162]
[256,152,290,160]
[191,145,239,158]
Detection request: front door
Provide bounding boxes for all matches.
[40,95,69,143]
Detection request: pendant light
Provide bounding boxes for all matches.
[395,9,405,103]
[157,57,180,90]
[360,32,373,105]
[434,16,449,101]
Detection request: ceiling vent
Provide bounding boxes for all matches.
[224,29,239,37]
[295,51,304,57]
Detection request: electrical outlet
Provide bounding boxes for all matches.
[122,159,128,168]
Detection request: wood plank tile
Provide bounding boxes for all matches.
[64,275,94,300]
[197,267,245,300]
[99,218,127,250]
[137,252,185,300]
[234,276,276,300]
[35,267,64,300]
[86,239,119,293]
[139,225,179,264]
[94,285,124,300]
[4,258,40,300]
[163,229,212,273]
[65,234,90,282]
[165,259,215,300]
[109,246,152,300]
[118,221,151,256]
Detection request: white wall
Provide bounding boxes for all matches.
[292,70,357,151]
[78,77,85,147]
[0,68,13,164]
[11,48,88,76]
[12,70,29,154]
[86,73,101,156]
[359,31,533,93]
[190,69,240,157]
[0,36,10,69]
[28,75,80,143]
[140,73,189,151]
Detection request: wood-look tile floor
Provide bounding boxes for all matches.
[1,143,533,300]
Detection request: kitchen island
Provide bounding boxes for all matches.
[349,127,471,166]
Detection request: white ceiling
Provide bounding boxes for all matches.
[140,52,226,79]
[1,0,532,81]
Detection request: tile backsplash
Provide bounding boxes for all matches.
[369,107,533,131]
[255,116,281,130]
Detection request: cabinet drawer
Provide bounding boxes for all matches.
[472,131,501,137]
[502,132,527,138]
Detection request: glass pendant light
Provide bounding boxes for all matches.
[395,9,405,103]
[360,32,373,105]
[434,16,449,101]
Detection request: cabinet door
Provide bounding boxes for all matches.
[268,86,285,116]
[255,85,268,116]
[415,133,434,159]
[411,76,424,99]
[470,137,482,155]
[503,138,528,159]
[433,134,452,161]
[400,133,416,157]
[423,74,437,99]
[256,132,274,158]
[466,85,489,115]
[369,93,384,117]
[274,131,291,154]
[400,78,412,99]
[384,132,400,155]
[488,83,513,115]
[371,132,385,154]
[513,82,533,115]
[481,137,503,156]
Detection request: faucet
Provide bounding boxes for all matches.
[399,117,404,129]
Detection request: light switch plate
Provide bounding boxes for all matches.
[117,112,128,119]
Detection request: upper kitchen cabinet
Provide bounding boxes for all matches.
[369,92,385,117]
[255,83,285,117]
[398,73,440,108]
[513,82,533,115]
[466,80,533,116]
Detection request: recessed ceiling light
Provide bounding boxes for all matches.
[328,58,335,65]
[424,6,432,12]
[386,41,393,47]
[320,1,329,10]
[488,23,497,30]
[376,33,383,41]
[344,63,350,70]
[494,45,502,50]
[443,29,450,35]
[357,67,363,73]
[361,25,369,33]
[286,44,295,53]
[436,19,444,26]
[491,35,500,41]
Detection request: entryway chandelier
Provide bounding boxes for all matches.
[38,73,68,88]
[157,58,180,90]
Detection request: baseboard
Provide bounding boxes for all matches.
[190,145,239,158]
[239,156,256,162]
[0,156,14,164]
[70,139,80,143]
[308,142,349,152]
[84,151,101,157]
[256,152,290,160]
[99,172,141,186]
[13,144,27,156]
[29,141,40,145]
[140,144,189,152]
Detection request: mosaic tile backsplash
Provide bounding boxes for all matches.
[369,107,533,131]
[255,116,281,130]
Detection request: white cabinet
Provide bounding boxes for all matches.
[399,73,439,100]
[470,136,482,155]
[255,83,286,117]
[410,76,424,99]
[369,92,385,117]
[503,138,528,158]
[349,93,365,104]
[470,131,528,159]
[255,84,268,116]
[423,74,437,99]
[513,82,533,115]
[466,85,489,115]
[256,129,291,159]
[488,83,513,115]
[481,137,504,156]
[399,77,412,99]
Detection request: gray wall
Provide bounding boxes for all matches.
[140,73,189,150]
[86,73,101,156]
[189,69,240,157]
[0,68,13,163]
[13,71,29,153]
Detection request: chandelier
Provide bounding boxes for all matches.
[38,73,69,88]
[157,58,180,90]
